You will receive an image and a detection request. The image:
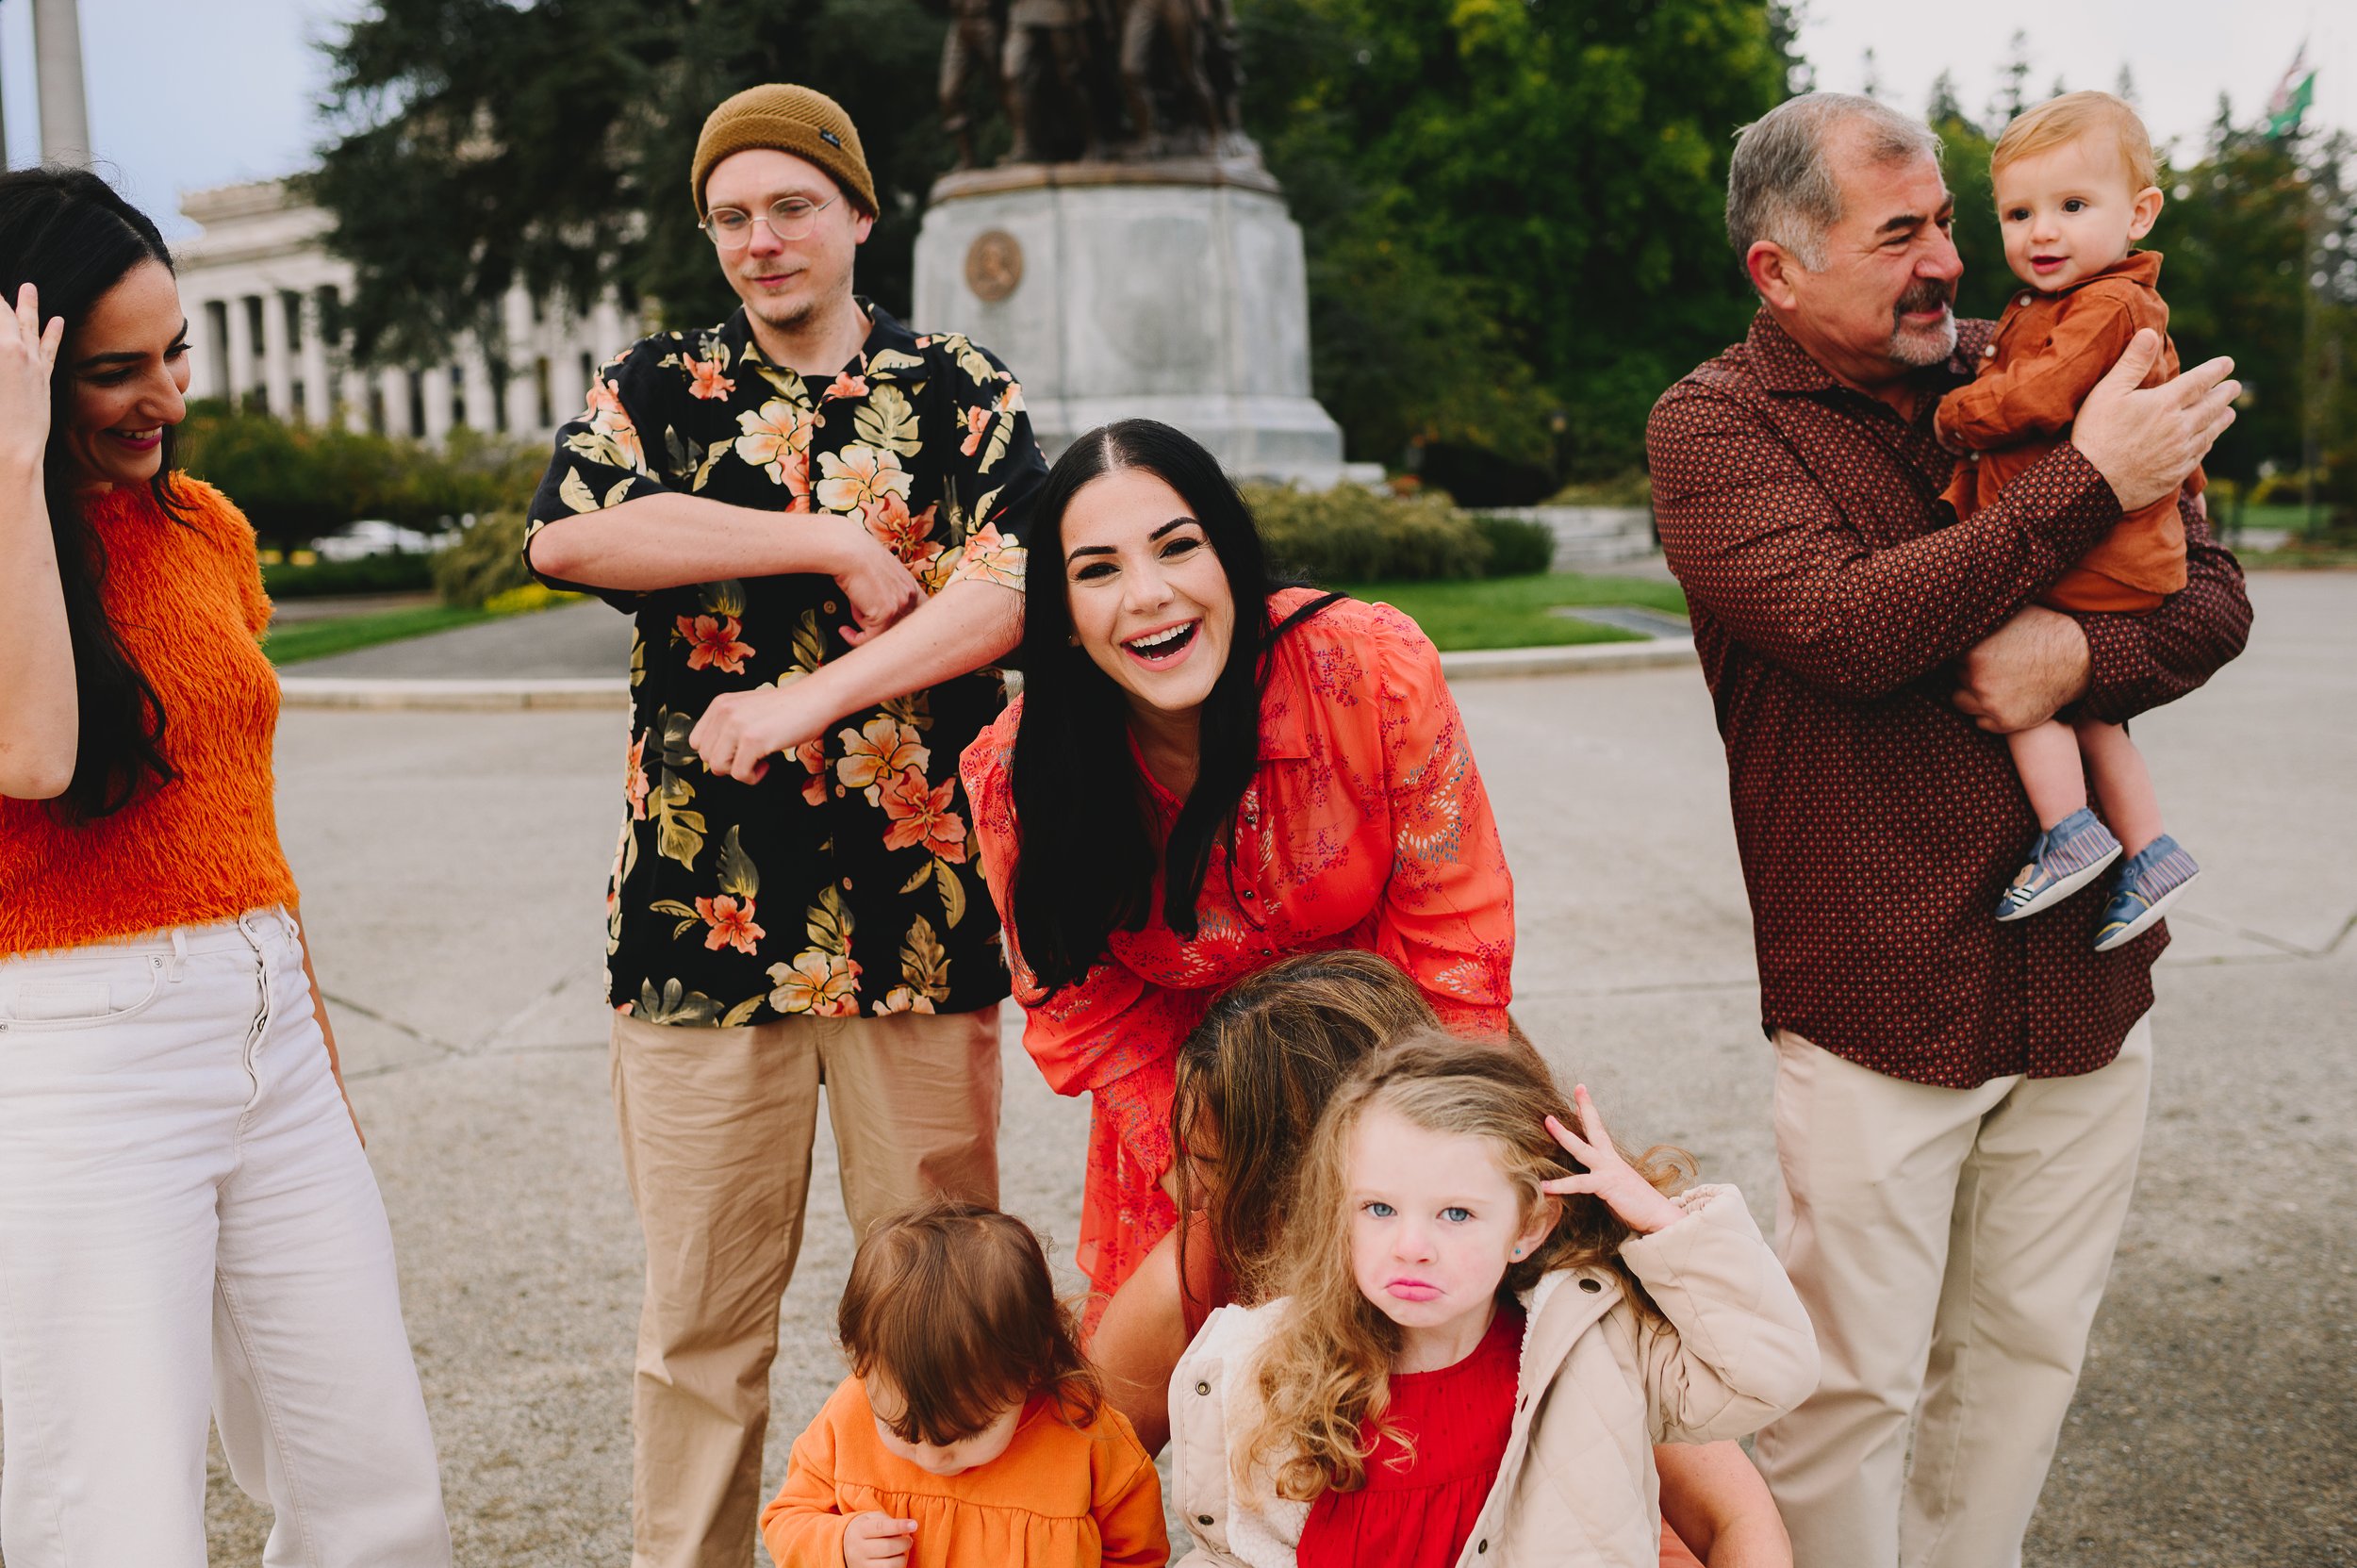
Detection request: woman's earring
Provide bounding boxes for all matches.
[1066,632,1080,647]
[1511,1246,1524,1258]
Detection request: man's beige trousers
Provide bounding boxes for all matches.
[610,1006,1002,1568]
[1753,1017,2151,1568]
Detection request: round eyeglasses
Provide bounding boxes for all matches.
[700,195,839,250]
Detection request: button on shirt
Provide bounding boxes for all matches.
[527,302,1047,1025]
[1646,309,2250,1087]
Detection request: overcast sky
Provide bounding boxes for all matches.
[2,0,2349,239]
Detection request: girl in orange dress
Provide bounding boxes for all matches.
[759,1202,1166,1567]
[959,420,1516,1307]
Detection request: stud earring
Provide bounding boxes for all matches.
[1066,632,1080,647]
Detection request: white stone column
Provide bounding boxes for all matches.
[380,367,414,439]
[551,348,589,431]
[589,295,628,363]
[224,295,256,407]
[32,0,91,165]
[501,288,539,435]
[297,292,332,427]
[459,341,495,434]
[184,300,219,402]
[338,368,371,432]
[420,362,453,445]
[260,290,294,420]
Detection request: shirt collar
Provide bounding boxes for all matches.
[2043,247,2164,298]
[718,296,921,381]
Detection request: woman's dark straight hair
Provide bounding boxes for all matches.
[0,166,189,819]
[1006,419,1336,992]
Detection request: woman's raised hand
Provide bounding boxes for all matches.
[2,284,65,473]
[1541,1085,1687,1236]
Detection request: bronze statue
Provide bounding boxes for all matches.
[1115,0,1225,157]
[944,0,1250,165]
[940,0,1012,171]
[1000,0,1109,164]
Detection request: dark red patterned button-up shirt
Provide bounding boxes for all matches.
[1647,309,2250,1087]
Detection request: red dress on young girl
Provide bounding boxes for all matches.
[1297,1301,1525,1568]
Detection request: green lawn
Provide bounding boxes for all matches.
[258,572,1690,667]
[263,604,495,667]
[2223,503,2327,536]
[1337,572,1689,652]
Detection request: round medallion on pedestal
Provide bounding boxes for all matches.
[964,230,1025,302]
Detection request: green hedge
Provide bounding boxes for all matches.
[1243,483,1556,583]
[1471,514,1555,577]
[262,553,437,598]
[431,511,537,608]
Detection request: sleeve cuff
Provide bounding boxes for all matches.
[2072,608,2151,725]
[2014,442,2123,566]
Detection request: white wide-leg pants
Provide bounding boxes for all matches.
[0,909,451,1567]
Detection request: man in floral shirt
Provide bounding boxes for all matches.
[523,85,1046,1568]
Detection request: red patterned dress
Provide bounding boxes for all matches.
[961,590,1516,1297]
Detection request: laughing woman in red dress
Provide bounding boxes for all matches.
[959,420,1514,1304]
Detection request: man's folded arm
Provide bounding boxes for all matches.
[1647,385,2121,701]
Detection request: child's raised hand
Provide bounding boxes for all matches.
[1541,1085,1687,1236]
[842,1511,917,1566]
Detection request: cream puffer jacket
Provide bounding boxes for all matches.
[1166,1184,1819,1568]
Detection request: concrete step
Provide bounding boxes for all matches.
[1480,504,1657,569]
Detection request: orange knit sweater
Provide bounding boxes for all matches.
[0,478,299,956]
[760,1378,1168,1568]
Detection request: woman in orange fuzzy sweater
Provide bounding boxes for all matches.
[762,1202,1167,1567]
[0,169,448,1563]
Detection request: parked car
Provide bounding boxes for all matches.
[312,519,442,561]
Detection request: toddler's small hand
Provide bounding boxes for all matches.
[842,1511,918,1566]
[1541,1085,1687,1236]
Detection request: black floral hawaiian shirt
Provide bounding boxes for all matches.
[526,300,1047,1026]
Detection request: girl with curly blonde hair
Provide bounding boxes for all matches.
[1165,1032,1820,1568]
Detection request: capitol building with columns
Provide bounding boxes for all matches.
[173,177,630,445]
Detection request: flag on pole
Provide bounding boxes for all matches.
[2266,43,2316,140]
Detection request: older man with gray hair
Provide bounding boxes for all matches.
[1648,93,2249,1567]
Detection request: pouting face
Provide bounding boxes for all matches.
[702,147,873,340]
[1995,136,2160,295]
[1059,466,1237,721]
[61,258,190,492]
[864,1375,1024,1477]
[1345,1106,1550,1342]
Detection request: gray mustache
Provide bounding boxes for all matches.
[1895,281,1954,317]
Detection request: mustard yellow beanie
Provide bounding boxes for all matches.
[690,84,877,219]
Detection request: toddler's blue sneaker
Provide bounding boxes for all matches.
[2093,835,2200,952]
[1995,807,2122,922]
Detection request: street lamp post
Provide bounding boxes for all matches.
[31,0,89,165]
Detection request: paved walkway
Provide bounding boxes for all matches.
[198,573,2350,1565]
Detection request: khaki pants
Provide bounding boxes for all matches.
[1753,1017,2151,1568]
[611,1006,1002,1568]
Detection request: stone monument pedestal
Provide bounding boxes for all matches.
[913,159,1369,487]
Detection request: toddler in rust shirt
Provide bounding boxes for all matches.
[760,1202,1166,1568]
[1937,91,2202,950]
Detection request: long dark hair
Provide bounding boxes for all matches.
[0,167,188,819]
[1007,420,1335,991]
